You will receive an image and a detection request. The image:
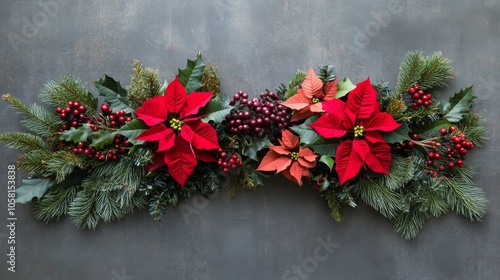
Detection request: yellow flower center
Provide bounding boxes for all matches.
[354,125,365,137]
[289,151,299,161]
[170,118,183,131]
[311,97,320,104]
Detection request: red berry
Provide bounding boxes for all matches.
[413,84,420,90]
[56,107,63,113]
[449,126,457,132]
[223,167,229,173]
[409,88,416,94]
[448,162,455,168]
[439,128,447,135]
[78,105,86,112]
[410,133,419,140]
[60,112,67,120]
[68,101,74,107]
[427,160,434,166]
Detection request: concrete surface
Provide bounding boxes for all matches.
[0,0,499,279]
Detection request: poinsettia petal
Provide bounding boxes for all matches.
[364,131,386,144]
[194,148,216,162]
[269,146,290,155]
[134,96,168,126]
[309,114,349,139]
[181,91,213,118]
[301,68,323,99]
[322,79,338,101]
[180,123,194,142]
[188,120,220,150]
[281,167,299,185]
[346,78,377,120]
[335,140,365,185]
[146,151,166,172]
[281,90,310,110]
[352,139,370,161]
[135,124,172,142]
[275,157,293,173]
[163,137,197,187]
[309,102,324,113]
[363,112,401,132]
[289,161,307,186]
[321,99,345,114]
[281,129,300,149]
[165,76,187,114]
[298,157,316,168]
[298,147,317,163]
[291,107,315,122]
[365,142,392,174]
[256,150,287,172]
[157,130,176,152]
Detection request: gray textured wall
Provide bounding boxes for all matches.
[1,0,499,279]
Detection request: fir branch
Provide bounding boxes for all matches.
[17,149,54,177]
[40,77,99,117]
[459,113,489,148]
[32,184,79,222]
[127,60,162,108]
[418,52,454,91]
[68,190,100,229]
[394,52,424,98]
[0,132,49,151]
[2,94,62,137]
[46,150,88,183]
[393,206,429,240]
[354,175,403,219]
[420,184,448,218]
[442,176,488,221]
[202,63,221,97]
[325,190,345,222]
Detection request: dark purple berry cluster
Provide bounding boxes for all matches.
[225,90,292,139]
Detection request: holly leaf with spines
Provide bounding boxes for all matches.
[178,53,205,94]
[90,130,116,149]
[95,75,134,114]
[117,119,148,145]
[200,96,234,123]
[441,86,476,122]
[380,122,411,143]
[336,78,356,98]
[16,178,54,204]
[60,124,92,143]
[243,137,272,161]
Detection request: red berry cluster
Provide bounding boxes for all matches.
[425,126,475,177]
[408,84,433,110]
[56,101,91,131]
[216,148,243,173]
[67,134,132,161]
[100,103,133,128]
[225,90,292,139]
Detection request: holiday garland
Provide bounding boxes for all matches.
[0,52,488,239]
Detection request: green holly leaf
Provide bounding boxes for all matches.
[319,155,335,171]
[243,137,272,161]
[178,52,205,94]
[308,138,338,157]
[415,119,452,138]
[117,119,148,145]
[381,123,411,143]
[290,116,321,145]
[60,124,92,143]
[442,86,476,122]
[94,75,133,113]
[16,178,54,204]
[336,78,356,98]
[200,96,233,123]
[91,130,116,149]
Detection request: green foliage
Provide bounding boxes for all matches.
[336,78,356,99]
[442,86,476,122]
[393,207,429,240]
[200,95,234,123]
[395,52,424,98]
[290,116,321,144]
[202,63,221,97]
[325,190,345,222]
[319,155,335,172]
[380,123,411,144]
[33,184,79,222]
[16,178,55,204]
[442,175,488,221]
[178,52,205,94]
[128,59,162,108]
[2,94,63,137]
[0,132,49,151]
[59,124,92,143]
[354,175,402,219]
[40,77,99,117]
[90,130,116,149]
[95,75,133,113]
[242,137,272,161]
[46,150,88,182]
[458,113,489,148]
[117,119,148,145]
[17,149,54,176]
[281,70,306,99]
[318,65,335,83]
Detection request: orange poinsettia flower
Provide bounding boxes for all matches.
[281,67,337,121]
[256,129,317,186]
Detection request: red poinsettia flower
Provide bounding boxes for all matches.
[309,78,400,185]
[281,67,337,121]
[256,129,317,186]
[134,76,220,187]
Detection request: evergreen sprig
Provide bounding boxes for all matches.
[0,132,49,151]
[127,60,162,108]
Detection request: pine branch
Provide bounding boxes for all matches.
[459,113,489,148]
[2,94,62,137]
[32,184,79,222]
[354,175,403,219]
[17,149,54,176]
[68,190,100,229]
[442,176,488,221]
[202,63,221,97]
[325,190,345,222]
[0,132,49,151]
[393,206,429,240]
[395,52,424,98]
[46,150,88,183]
[127,60,161,108]
[40,77,99,117]
[418,52,454,90]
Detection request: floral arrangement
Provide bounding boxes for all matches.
[0,52,488,239]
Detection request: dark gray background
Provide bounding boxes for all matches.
[1,0,499,279]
